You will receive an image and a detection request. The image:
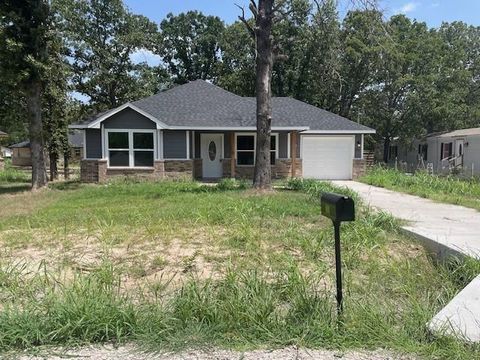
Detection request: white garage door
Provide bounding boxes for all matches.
[302,135,354,180]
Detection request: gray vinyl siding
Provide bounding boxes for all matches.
[85,129,102,158]
[103,108,156,129]
[164,130,187,159]
[278,132,288,158]
[194,132,201,158]
[224,133,231,158]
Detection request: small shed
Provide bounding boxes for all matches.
[10,131,84,167]
[10,140,32,166]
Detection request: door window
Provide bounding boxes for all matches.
[208,141,217,161]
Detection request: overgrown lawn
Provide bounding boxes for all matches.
[360,167,480,211]
[0,178,478,358]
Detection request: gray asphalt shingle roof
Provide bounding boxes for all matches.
[73,80,374,132]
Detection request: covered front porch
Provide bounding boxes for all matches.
[191,130,302,180]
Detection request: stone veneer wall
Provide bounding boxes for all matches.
[163,160,194,180]
[352,159,366,179]
[80,159,107,182]
[221,158,302,179]
[80,158,304,182]
[81,159,165,182]
[193,159,202,180]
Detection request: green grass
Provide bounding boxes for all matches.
[0,160,31,195]
[0,179,478,358]
[360,167,480,211]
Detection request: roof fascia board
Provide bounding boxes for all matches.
[167,126,310,131]
[87,103,168,129]
[301,129,376,134]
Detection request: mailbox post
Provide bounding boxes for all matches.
[320,193,355,314]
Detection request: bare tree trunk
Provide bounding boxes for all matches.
[383,136,391,164]
[49,151,58,181]
[253,0,275,190]
[64,152,70,180]
[26,80,48,190]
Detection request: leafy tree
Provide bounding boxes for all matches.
[53,0,159,111]
[338,10,384,118]
[217,21,256,96]
[158,11,225,84]
[42,33,70,181]
[0,0,51,189]
[270,0,311,98]
[0,76,27,144]
[294,0,342,109]
[357,16,424,161]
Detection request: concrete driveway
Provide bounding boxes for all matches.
[332,181,480,343]
[333,181,480,260]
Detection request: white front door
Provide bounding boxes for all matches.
[201,134,223,178]
[455,139,465,167]
[456,139,464,157]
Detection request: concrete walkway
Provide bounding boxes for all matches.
[332,181,480,343]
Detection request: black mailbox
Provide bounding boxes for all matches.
[321,193,355,223]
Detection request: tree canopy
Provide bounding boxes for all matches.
[2,0,480,163]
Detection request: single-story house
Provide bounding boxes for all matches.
[0,130,8,139]
[388,127,480,174]
[70,80,375,182]
[10,131,84,166]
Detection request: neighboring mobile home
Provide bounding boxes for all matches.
[388,127,480,175]
[70,80,375,182]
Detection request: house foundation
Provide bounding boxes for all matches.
[221,158,302,179]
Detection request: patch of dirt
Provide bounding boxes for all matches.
[0,226,234,292]
[13,344,418,360]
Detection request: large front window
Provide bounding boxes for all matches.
[107,130,155,167]
[236,134,278,165]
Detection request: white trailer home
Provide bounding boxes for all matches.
[387,127,480,175]
[388,128,480,175]
[428,128,480,175]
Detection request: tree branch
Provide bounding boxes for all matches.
[236,3,255,39]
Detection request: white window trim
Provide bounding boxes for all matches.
[192,131,196,158]
[361,134,364,160]
[87,103,168,129]
[105,129,156,168]
[234,132,278,166]
[287,132,291,159]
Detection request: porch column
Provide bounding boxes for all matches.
[291,131,297,177]
[361,134,364,160]
[230,132,236,178]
